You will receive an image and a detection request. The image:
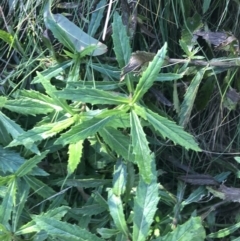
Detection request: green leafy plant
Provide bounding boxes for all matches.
[2,0,240,240]
[0,3,204,239]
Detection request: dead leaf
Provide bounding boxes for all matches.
[193,30,228,47]
[178,174,220,186]
[193,30,239,53]
[208,184,240,203]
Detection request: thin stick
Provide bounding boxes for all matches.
[102,0,113,41]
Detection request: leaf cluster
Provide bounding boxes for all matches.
[1,0,240,240]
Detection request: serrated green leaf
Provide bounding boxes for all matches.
[13,179,29,231]
[44,0,107,56]
[43,206,70,219]
[99,127,134,161]
[181,186,207,208]
[67,140,83,174]
[156,72,185,82]
[112,12,131,68]
[72,204,106,216]
[112,159,127,196]
[4,98,54,116]
[24,176,56,199]
[130,110,152,183]
[15,151,48,177]
[16,206,70,236]
[55,116,114,146]
[0,112,40,154]
[138,107,201,151]
[0,176,14,186]
[179,68,206,127]
[68,80,124,90]
[132,43,167,103]
[62,179,111,188]
[106,113,130,128]
[32,61,73,84]
[54,87,129,105]
[0,121,12,145]
[0,146,25,173]
[133,159,159,241]
[19,89,63,111]
[34,216,105,241]
[207,220,240,238]
[154,217,205,241]
[108,189,129,238]
[37,72,75,115]
[0,112,23,138]
[0,179,16,226]
[8,117,75,148]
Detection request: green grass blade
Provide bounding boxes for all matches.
[133,158,159,241]
[91,63,120,80]
[37,72,75,115]
[13,179,29,232]
[32,61,73,84]
[108,189,129,238]
[112,12,131,68]
[88,0,107,37]
[132,43,167,103]
[0,146,25,173]
[179,68,206,127]
[24,176,56,199]
[130,110,152,183]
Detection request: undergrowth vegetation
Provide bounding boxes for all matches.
[1,0,240,240]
